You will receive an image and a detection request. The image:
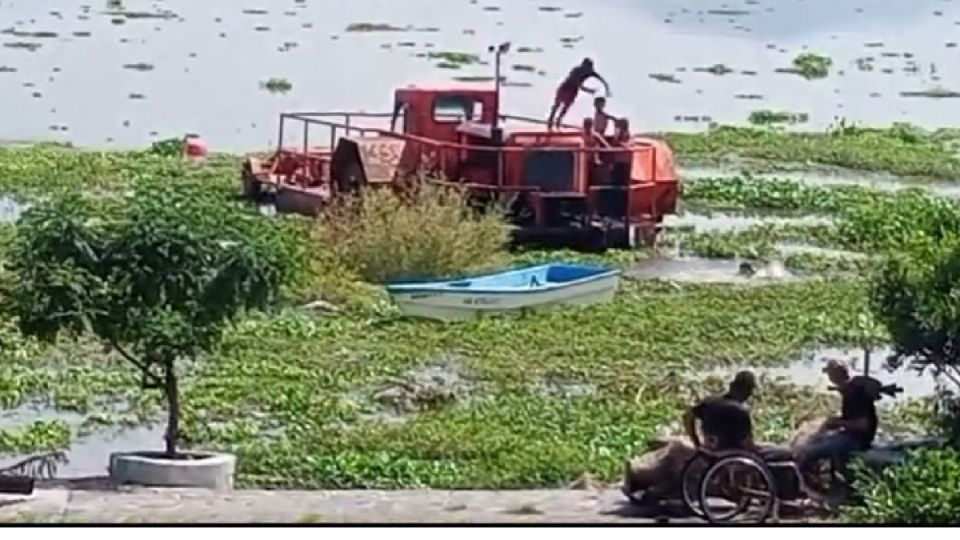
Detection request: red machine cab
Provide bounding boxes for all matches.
[241,83,679,250]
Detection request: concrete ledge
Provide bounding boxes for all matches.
[108,451,236,490]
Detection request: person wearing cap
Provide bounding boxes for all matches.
[683,370,758,452]
[796,360,879,483]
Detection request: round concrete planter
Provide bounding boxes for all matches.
[109,451,236,490]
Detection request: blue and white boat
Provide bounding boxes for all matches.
[385,263,621,321]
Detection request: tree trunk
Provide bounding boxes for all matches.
[163,358,180,459]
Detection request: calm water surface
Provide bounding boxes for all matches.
[2,0,960,151]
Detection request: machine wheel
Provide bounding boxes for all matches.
[680,452,712,518]
[242,171,263,200]
[699,453,777,524]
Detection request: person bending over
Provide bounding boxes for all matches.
[547,58,611,130]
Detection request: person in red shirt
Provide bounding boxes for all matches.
[547,58,611,130]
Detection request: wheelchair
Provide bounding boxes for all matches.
[679,445,831,524]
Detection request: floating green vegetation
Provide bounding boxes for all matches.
[0,421,72,454]
[694,63,735,76]
[345,22,407,32]
[2,42,42,51]
[452,75,500,83]
[748,110,810,126]
[649,73,681,84]
[0,136,943,488]
[789,52,833,79]
[663,124,960,179]
[428,51,481,66]
[1,29,58,39]
[104,9,177,20]
[707,9,751,16]
[901,86,960,99]
[122,62,154,71]
[683,176,960,253]
[261,78,293,94]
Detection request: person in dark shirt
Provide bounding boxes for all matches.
[796,360,879,481]
[684,371,758,451]
[547,58,611,130]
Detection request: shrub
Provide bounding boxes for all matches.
[846,448,960,524]
[870,235,960,392]
[4,181,305,457]
[312,182,511,283]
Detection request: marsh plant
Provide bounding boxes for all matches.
[312,180,510,283]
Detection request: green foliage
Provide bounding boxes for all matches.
[870,236,960,389]
[665,124,960,179]
[0,420,71,453]
[846,448,960,524]
[791,52,833,79]
[684,177,960,252]
[7,181,304,360]
[148,138,185,158]
[0,135,940,487]
[748,110,809,126]
[200,278,876,488]
[0,145,240,200]
[312,182,511,283]
[3,179,306,454]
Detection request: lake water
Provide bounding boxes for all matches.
[3,0,960,151]
[711,346,951,401]
[0,406,165,479]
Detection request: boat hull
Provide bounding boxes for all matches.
[387,271,620,321]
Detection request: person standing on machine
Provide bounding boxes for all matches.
[547,58,611,130]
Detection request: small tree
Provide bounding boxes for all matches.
[870,236,960,440]
[4,181,304,458]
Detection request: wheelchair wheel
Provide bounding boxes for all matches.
[698,453,778,524]
[680,452,712,518]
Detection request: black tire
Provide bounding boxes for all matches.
[242,171,262,200]
[680,452,713,518]
[699,453,777,524]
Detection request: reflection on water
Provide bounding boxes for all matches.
[0,406,164,479]
[0,196,26,223]
[666,210,832,233]
[712,346,949,402]
[3,0,960,150]
[625,255,797,284]
[775,242,865,259]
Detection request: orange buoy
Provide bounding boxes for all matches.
[184,134,208,160]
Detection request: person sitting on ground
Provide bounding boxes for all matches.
[796,360,878,484]
[592,96,618,139]
[683,370,759,452]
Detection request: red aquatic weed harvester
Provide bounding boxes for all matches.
[240,44,679,251]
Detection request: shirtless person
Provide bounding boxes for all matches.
[592,97,618,138]
[547,58,611,130]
